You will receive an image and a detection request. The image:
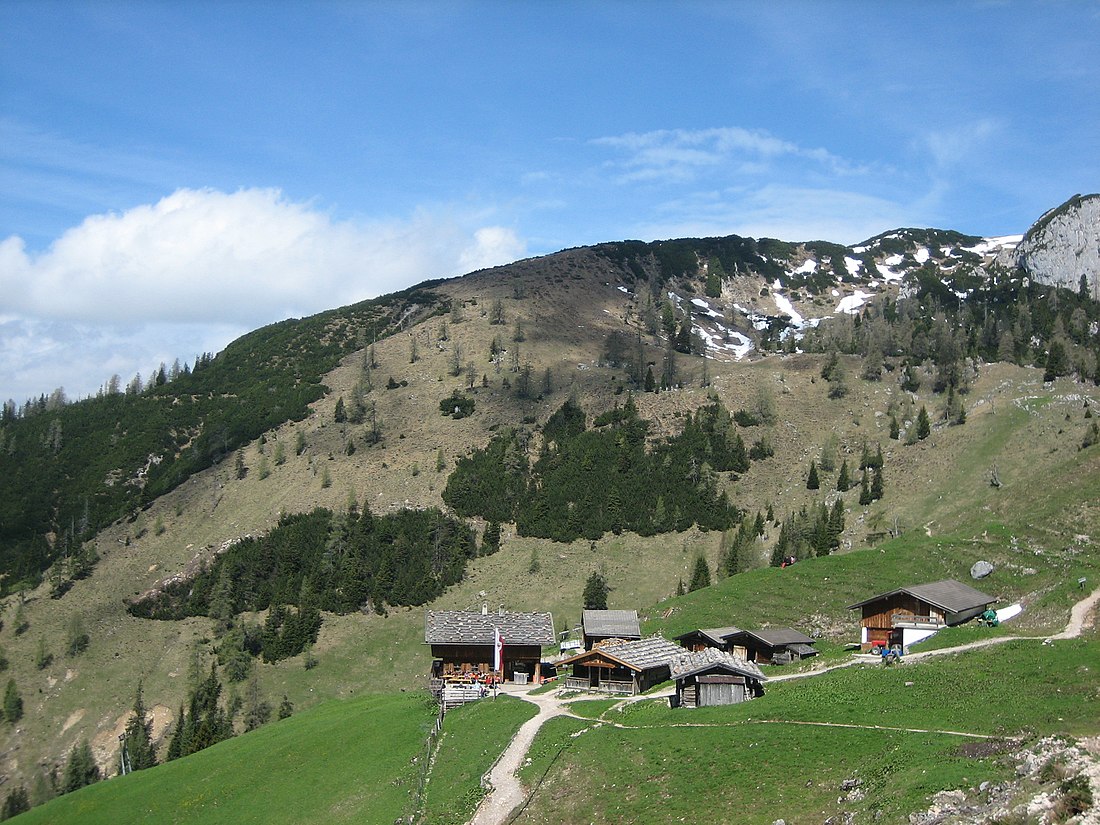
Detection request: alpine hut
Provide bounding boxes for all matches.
[670,648,767,708]
[848,579,997,651]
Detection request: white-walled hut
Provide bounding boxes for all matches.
[671,648,767,708]
[848,579,998,651]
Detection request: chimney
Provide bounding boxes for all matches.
[481,602,488,615]
[498,604,505,616]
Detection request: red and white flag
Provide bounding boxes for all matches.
[493,627,504,673]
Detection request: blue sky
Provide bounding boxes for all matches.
[1,1,1097,403]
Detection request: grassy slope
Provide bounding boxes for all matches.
[15,693,436,825]
[515,637,1100,824]
[1,253,1098,802]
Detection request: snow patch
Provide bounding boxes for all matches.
[844,256,862,276]
[793,259,817,274]
[836,290,872,314]
[772,293,804,326]
[962,235,1023,256]
[914,247,930,264]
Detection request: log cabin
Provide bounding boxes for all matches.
[425,605,555,684]
[670,648,767,708]
[724,627,818,665]
[674,626,742,653]
[559,636,683,695]
[848,579,997,651]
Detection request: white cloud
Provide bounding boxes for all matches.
[0,187,527,400]
[593,127,863,185]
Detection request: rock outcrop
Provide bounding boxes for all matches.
[999,193,1100,299]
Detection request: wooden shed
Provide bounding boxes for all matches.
[559,636,683,695]
[670,648,767,708]
[674,626,742,653]
[581,609,642,650]
[425,606,555,684]
[848,579,997,651]
[724,627,818,665]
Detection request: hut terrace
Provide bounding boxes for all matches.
[670,648,767,708]
[425,607,555,690]
[848,579,997,651]
[560,636,683,695]
[581,609,642,649]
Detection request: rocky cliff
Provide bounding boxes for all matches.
[999,193,1100,299]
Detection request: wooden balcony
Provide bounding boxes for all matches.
[563,676,634,695]
[891,612,944,629]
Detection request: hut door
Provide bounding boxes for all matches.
[699,681,735,706]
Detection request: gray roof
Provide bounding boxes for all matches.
[561,635,683,672]
[730,627,816,647]
[582,609,642,639]
[425,610,556,646]
[847,579,996,613]
[674,626,742,646]
[788,643,820,657]
[670,648,768,682]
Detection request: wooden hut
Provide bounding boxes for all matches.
[848,579,997,651]
[674,626,742,653]
[559,636,682,695]
[724,627,818,665]
[425,606,555,684]
[581,609,642,650]
[670,648,767,708]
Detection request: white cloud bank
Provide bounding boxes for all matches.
[0,187,526,401]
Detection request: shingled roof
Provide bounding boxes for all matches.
[560,635,683,672]
[424,610,556,646]
[729,627,816,648]
[582,609,641,639]
[669,648,768,682]
[674,626,741,647]
[847,579,996,613]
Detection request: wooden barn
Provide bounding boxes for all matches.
[581,609,641,650]
[425,606,555,684]
[674,626,742,653]
[560,636,683,695]
[724,627,818,665]
[848,579,997,651]
[670,648,767,708]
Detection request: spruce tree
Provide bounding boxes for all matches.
[806,460,820,490]
[582,572,609,610]
[889,414,900,440]
[61,740,100,793]
[123,680,158,771]
[837,459,851,492]
[916,406,931,440]
[1,785,29,819]
[858,470,873,505]
[278,695,294,720]
[870,465,884,501]
[688,556,711,592]
[3,679,22,723]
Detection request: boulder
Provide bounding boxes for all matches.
[971,560,994,579]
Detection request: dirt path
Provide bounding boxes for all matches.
[467,688,582,825]
[463,586,1100,825]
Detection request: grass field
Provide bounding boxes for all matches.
[513,637,1100,824]
[15,693,436,825]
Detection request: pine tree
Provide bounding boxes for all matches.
[889,414,900,440]
[688,556,711,592]
[1,785,29,819]
[858,471,872,506]
[2,679,22,723]
[806,460,820,490]
[1044,340,1069,382]
[582,572,609,610]
[333,397,347,423]
[61,740,100,793]
[277,695,294,720]
[123,680,158,771]
[916,406,931,440]
[837,459,851,492]
[870,465,884,501]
